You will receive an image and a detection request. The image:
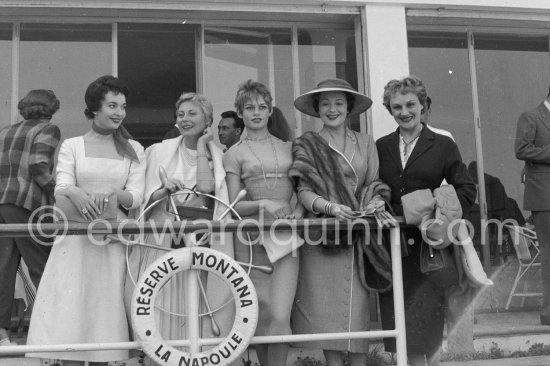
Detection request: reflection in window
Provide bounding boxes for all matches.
[0,23,11,129]
[118,23,197,147]
[19,23,112,142]
[298,28,359,132]
[204,27,294,141]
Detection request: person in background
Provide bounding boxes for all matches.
[0,90,60,346]
[376,76,476,366]
[515,83,550,326]
[223,80,304,366]
[218,110,244,151]
[27,76,146,365]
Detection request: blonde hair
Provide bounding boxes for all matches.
[382,75,427,115]
[176,92,213,126]
[234,79,273,114]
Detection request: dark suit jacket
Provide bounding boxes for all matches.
[515,101,550,211]
[376,125,476,217]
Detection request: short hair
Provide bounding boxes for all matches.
[220,110,244,132]
[18,89,60,120]
[311,91,355,115]
[84,75,129,119]
[234,79,273,114]
[382,75,428,115]
[176,92,213,126]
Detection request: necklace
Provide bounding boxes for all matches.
[245,133,270,141]
[400,128,422,163]
[182,145,197,167]
[245,134,279,190]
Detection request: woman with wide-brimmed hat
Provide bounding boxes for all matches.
[289,79,390,366]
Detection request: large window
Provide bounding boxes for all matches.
[204,27,294,140]
[19,23,112,142]
[118,23,197,147]
[298,28,359,132]
[4,18,360,146]
[474,33,550,215]
[408,28,550,266]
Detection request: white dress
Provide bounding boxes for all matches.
[126,136,234,343]
[27,135,145,362]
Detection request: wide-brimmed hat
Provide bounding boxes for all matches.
[294,78,373,118]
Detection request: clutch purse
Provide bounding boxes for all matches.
[54,194,118,222]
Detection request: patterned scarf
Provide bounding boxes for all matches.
[92,123,139,162]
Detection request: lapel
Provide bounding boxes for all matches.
[536,102,550,134]
[404,124,435,171]
[386,129,403,173]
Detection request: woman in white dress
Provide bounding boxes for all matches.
[27,75,146,365]
[127,92,232,342]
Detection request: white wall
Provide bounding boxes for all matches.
[363,4,410,140]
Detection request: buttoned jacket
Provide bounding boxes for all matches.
[515,101,550,211]
[376,125,476,217]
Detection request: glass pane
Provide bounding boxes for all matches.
[118,23,197,147]
[408,31,485,256]
[0,23,12,130]
[19,23,112,142]
[204,27,294,141]
[298,28,358,132]
[475,33,550,236]
[408,32,475,164]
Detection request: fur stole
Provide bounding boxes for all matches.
[290,131,393,291]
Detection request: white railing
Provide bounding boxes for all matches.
[0,218,407,366]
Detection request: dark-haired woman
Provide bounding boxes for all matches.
[289,79,383,366]
[27,75,146,365]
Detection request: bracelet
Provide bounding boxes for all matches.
[324,201,334,216]
[310,196,323,214]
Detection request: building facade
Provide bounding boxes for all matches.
[1,0,550,265]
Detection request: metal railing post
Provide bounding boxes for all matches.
[390,227,407,366]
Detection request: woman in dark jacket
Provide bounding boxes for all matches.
[376,76,476,366]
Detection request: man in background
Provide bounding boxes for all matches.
[217,110,243,152]
[515,84,550,325]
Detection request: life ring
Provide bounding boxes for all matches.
[131,246,258,366]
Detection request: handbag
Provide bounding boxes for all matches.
[54,194,118,222]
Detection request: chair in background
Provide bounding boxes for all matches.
[504,224,542,310]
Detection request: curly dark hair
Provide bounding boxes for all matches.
[18,89,60,120]
[84,75,129,119]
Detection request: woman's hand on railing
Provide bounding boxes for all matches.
[330,203,356,220]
